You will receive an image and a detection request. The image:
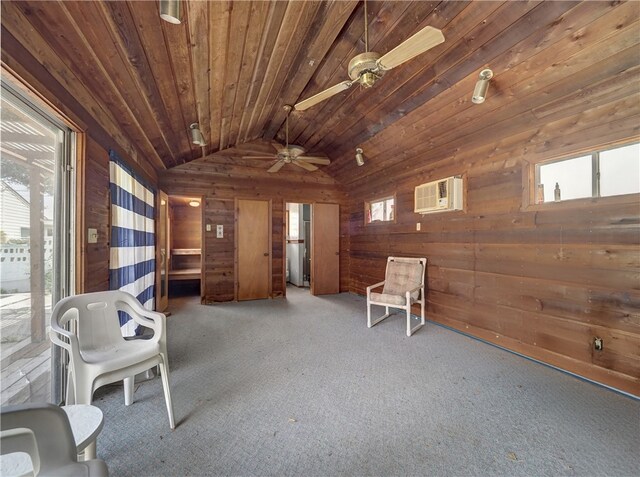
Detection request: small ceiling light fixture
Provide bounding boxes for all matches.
[355,148,365,166]
[160,0,181,24]
[472,68,493,104]
[190,123,206,146]
[188,199,200,207]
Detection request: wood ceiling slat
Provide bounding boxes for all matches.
[344,44,640,195]
[333,3,638,184]
[0,1,164,172]
[302,0,494,152]
[239,1,291,143]
[225,0,272,148]
[219,1,256,150]
[297,0,463,152]
[161,12,200,164]
[313,0,536,157]
[289,0,418,145]
[336,2,637,180]
[261,0,359,141]
[99,0,183,168]
[127,0,193,164]
[237,2,290,145]
[246,1,322,142]
[59,1,169,170]
[186,0,211,156]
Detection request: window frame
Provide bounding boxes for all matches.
[364,194,396,226]
[523,140,640,210]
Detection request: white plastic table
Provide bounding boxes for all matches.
[0,404,104,476]
[62,404,104,457]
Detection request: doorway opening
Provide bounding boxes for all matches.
[167,195,202,298]
[286,203,311,291]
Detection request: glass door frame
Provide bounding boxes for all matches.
[1,78,77,405]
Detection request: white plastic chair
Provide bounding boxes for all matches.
[0,403,108,477]
[49,291,176,432]
[366,257,427,336]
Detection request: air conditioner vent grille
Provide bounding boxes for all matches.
[414,176,463,214]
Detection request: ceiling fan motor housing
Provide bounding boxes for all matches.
[348,51,382,87]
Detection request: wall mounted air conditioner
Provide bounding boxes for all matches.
[414,176,463,214]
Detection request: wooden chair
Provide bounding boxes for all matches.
[366,257,427,336]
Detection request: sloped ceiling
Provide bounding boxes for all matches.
[2,1,639,184]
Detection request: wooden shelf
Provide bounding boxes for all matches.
[168,268,201,281]
[171,248,201,255]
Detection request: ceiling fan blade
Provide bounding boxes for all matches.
[297,156,331,165]
[294,80,353,111]
[376,26,445,71]
[293,160,318,171]
[267,160,285,173]
[242,155,277,160]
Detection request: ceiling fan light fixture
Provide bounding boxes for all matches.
[159,0,181,24]
[188,199,200,207]
[190,123,206,146]
[355,148,365,166]
[472,68,493,104]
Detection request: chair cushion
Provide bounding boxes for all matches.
[370,292,408,306]
[382,260,423,301]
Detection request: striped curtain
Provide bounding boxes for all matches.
[109,151,155,336]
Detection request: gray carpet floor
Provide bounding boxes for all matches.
[93,287,639,477]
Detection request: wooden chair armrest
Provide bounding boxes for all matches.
[366,281,386,295]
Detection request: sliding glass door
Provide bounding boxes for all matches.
[0,80,75,406]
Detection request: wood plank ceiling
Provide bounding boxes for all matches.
[3,1,638,184]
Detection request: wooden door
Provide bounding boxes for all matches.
[311,203,340,295]
[237,199,270,300]
[156,190,169,312]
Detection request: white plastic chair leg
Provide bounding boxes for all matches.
[158,360,175,429]
[65,369,76,405]
[123,376,134,406]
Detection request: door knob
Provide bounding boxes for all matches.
[263,252,269,256]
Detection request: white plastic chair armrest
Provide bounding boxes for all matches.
[129,310,165,343]
[0,428,41,476]
[366,281,386,296]
[49,327,79,354]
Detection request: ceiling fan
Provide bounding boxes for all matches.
[294,0,445,111]
[244,105,331,173]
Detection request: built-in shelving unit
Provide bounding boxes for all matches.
[169,248,201,281]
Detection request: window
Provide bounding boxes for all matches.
[365,195,395,224]
[1,78,76,406]
[534,142,640,203]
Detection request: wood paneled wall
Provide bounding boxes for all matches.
[2,27,159,295]
[159,160,349,303]
[347,121,640,396]
[82,138,110,293]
